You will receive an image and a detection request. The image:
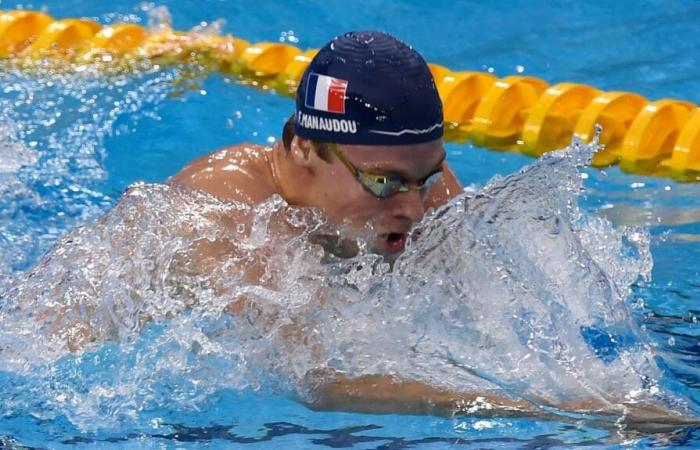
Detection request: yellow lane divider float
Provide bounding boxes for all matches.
[2,10,700,181]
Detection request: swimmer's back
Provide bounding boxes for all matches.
[169,143,278,204]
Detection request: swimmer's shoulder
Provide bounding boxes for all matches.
[169,143,278,204]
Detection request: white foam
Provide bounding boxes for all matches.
[0,134,691,429]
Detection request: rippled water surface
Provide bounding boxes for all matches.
[1,0,700,448]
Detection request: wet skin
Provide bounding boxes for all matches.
[170,136,463,256]
[168,141,698,425]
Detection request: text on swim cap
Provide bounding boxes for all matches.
[298,111,358,134]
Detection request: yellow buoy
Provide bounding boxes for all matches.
[90,24,148,53]
[24,19,100,57]
[276,49,318,94]
[662,108,700,173]
[573,91,648,166]
[427,63,451,85]
[238,42,301,77]
[618,99,695,166]
[521,82,600,157]
[470,76,548,150]
[0,11,53,57]
[438,71,496,126]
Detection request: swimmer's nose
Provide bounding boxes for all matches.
[390,188,425,223]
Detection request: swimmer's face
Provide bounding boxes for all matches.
[305,138,446,256]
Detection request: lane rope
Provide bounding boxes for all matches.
[2,10,699,180]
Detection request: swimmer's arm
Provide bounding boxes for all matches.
[307,373,538,417]
[424,162,462,210]
[308,374,700,428]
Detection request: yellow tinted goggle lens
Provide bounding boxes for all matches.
[330,143,443,198]
[357,172,409,197]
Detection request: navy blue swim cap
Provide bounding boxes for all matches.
[294,31,443,146]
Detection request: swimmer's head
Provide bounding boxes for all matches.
[293,30,443,145]
[279,31,446,257]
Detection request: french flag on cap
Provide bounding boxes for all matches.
[305,73,348,114]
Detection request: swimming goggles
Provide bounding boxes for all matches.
[328,143,443,198]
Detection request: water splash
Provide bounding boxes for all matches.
[0,55,207,278]
[0,132,692,430]
[139,2,173,32]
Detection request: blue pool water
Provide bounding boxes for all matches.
[2,0,700,448]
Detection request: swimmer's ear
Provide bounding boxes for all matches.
[290,136,314,168]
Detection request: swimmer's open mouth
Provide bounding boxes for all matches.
[386,232,403,243]
[380,232,408,253]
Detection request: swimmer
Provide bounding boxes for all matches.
[167,31,699,427]
[169,30,471,414]
[170,30,462,259]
